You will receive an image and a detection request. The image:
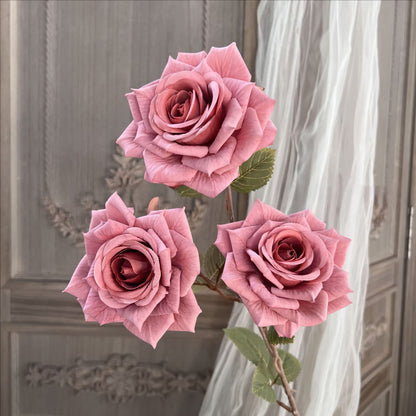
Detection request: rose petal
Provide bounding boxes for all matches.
[152,207,193,241]
[117,121,142,158]
[153,136,209,158]
[215,220,244,255]
[256,120,277,150]
[170,230,200,296]
[168,290,202,332]
[124,312,175,348]
[82,289,124,325]
[243,199,287,227]
[296,291,329,326]
[327,295,352,315]
[271,282,323,302]
[63,255,91,300]
[118,285,167,331]
[322,266,352,302]
[208,98,242,154]
[183,166,239,198]
[246,249,284,289]
[182,136,237,176]
[176,50,207,67]
[319,229,351,267]
[226,226,262,272]
[230,108,264,166]
[248,274,299,309]
[133,80,158,133]
[126,92,141,122]
[221,254,260,304]
[245,300,289,327]
[105,193,136,226]
[205,43,251,82]
[152,267,181,315]
[247,85,276,129]
[223,77,254,128]
[143,150,197,184]
[273,321,300,338]
[160,56,194,78]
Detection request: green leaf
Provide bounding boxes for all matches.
[231,148,276,193]
[267,327,295,345]
[223,327,275,379]
[203,245,225,282]
[174,185,202,198]
[252,368,276,403]
[275,348,301,385]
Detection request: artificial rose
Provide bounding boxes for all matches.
[215,200,352,338]
[63,193,201,348]
[117,43,276,198]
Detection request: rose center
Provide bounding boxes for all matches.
[110,249,152,290]
[167,90,192,123]
[274,237,304,262]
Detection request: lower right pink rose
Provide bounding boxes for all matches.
[215,199,352,338]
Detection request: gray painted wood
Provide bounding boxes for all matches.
[397,2,416,415]
[2,1,415,415]
[0,1,248,415]
[360,1,414,415]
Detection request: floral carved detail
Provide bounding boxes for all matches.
[370,188,388,239]
[45,147,208,244]
[25,354,211,403]
[105,146,146,206]
[361,318,389,354]
[44,195,84,247]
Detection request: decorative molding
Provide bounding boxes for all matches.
[370,188,388,239]
[25,354,211,403]
[41,1,208,245]
[44,147,209,244]
[361,318,389,354]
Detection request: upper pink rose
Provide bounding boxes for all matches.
[215,200,352,338]
[117,43,276,198]
[63,193,201,348]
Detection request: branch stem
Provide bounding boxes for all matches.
[197,273,242,303]
[225,186,235,222]
[258,327,300,416]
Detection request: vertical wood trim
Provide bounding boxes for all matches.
[0,0,11,288]
[236,0,259,220]
[1,0,12,413]
[398,2,416,414]
[243,0,259,77]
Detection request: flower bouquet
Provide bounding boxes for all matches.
[64,43,351,415]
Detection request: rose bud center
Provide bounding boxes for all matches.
[167,90,192,123]
[274,237,304,262]
[110,249,152,290]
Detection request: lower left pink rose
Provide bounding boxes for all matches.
[63,193,202,348]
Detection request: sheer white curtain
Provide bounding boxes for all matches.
[200,1,380,415]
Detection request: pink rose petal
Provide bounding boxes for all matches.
[206,43,251,82]
[176,50,207,67]
[168,290,202,332]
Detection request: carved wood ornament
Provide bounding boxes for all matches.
[26,354,211,403]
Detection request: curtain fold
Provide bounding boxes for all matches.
[200,1,380,415]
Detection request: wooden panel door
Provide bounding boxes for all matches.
[359,1,415,415]
[0,1,251,415]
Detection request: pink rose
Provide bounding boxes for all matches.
[63,193,201,348]
[215,200,352,338]
[117,43,276,198]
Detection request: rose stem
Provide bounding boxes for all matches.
[258,327,300,416]
[225,186,235,222]
[197,273,242,303]
[276,399,292,413]
[224,187,298,413]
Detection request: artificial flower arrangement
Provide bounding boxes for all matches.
[64,43,351,415]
